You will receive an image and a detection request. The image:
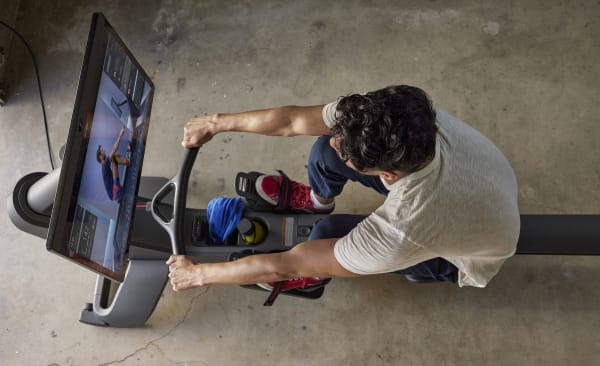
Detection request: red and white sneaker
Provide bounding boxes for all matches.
[257,277,324,292]
[255,174,334,214]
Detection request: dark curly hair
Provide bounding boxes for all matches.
[330,85,438,173]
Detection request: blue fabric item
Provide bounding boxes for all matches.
[206,197,246,244]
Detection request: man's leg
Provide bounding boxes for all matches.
[308,214,368,241]
[255,135,388,213]
[307,135,388,202]
[110,157,119,181]
[394,258,459,283]
[110,158,124,201]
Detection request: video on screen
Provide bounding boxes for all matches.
[67,32,152,275]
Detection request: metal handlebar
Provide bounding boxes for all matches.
[150,148,199,255]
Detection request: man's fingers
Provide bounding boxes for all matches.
[182,138,197,149]
[166,254,199,292]
[170,279,179,292]
[166,255,177,265]
[182,117,215,149]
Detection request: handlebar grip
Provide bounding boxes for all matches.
[151,148,199,255]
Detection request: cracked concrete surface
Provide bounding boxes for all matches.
[97,288,210,366]
[1,0,600,365]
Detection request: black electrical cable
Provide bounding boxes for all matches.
[0,20,56,170]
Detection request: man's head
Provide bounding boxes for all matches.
[96,145,106,164]
[330,85,437,175]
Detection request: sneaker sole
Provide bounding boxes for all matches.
[256,282,274,291]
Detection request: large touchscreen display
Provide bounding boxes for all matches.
[47,13,154,282]
[68,32,152,278]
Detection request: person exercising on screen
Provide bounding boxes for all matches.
[96,127,130,202]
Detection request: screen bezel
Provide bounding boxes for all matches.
[46,13,154,282]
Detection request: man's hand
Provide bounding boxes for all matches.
[182,114,219,148]
[166,255,204,291]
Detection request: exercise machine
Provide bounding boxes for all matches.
[8,147,332,327]
[8,146,600,327]
[6,12,600,328]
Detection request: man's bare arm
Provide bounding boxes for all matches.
[182,105,330,148]
[166,238,359,291]
[109,128,125,159]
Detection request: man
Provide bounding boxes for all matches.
[97,127,130,202]
[167,85,520,291]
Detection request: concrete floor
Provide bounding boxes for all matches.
[1,0,599,365]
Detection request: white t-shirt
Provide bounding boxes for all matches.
[322,102,520,287]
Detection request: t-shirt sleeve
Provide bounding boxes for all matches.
[321,101,338,128]
[333,212,429,275]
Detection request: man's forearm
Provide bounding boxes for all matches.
[110,132,123,156]
[194,239,358,286]
[213,105,329,137]
[198,252,293,286]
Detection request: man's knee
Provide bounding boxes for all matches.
[307,135,348,198]
[308,135,337,169]
[309,216,338,240]
[308,214,366,241]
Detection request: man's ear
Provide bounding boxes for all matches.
[380,170,401,182]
